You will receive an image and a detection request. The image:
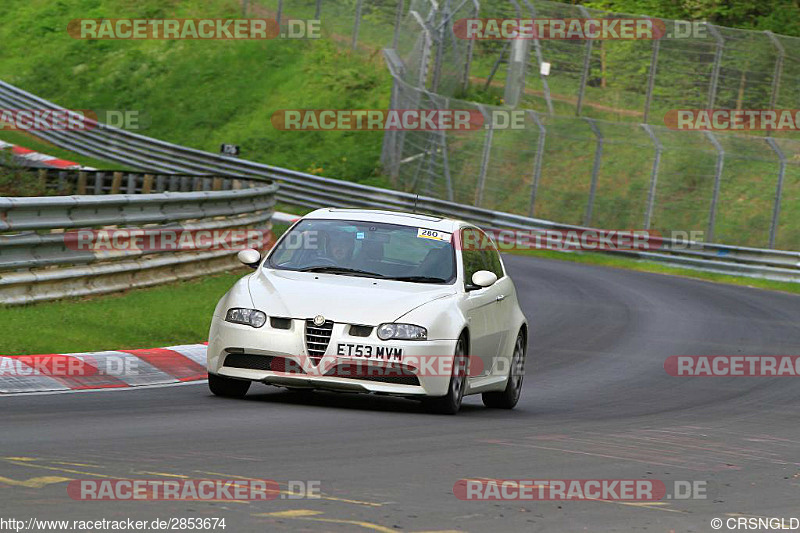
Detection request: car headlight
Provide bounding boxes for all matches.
[225,308,267,328]
[377,323,427,340]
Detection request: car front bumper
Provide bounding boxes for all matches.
[207,315,458,397]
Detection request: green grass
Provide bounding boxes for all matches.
[0,0,393,187]
[0,270,245,355]
[0,129,122,170]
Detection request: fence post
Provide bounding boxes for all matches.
[461,1,479,94]
[431,1,449,93]
[703,131,724,242]
[276,0,283,26]
[765,31,785,137]
[526,110,546,217]
[410,11,433,89]
[583,118,603,226]
[474,105,494,207]
[522,0,554,115]
[352,0,363,51]
[575,6,593,116]
[392,0,405,49]
[640,124,662,230]
[643,36,660,123]
[706,24,724,109]
[315,0,322,20]
[765,137,786,249]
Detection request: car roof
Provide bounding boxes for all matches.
[301,208,463,233]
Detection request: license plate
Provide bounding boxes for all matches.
[336,343,403,361]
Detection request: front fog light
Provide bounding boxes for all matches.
[377,323,427,340]
[226,308,267,328]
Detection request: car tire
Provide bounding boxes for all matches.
[482,330,525,409]
[424,335,468,415]
[208,373,251,398]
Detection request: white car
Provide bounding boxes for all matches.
[207,208,528,414]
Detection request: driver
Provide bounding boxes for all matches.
[325,230,356,265]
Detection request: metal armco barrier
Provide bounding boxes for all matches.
[0,168,276,305]
[1,81,799,284]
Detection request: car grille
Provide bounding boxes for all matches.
[305,319,334,363]
[324,364,420,386]
[223,353,274,371]
[223,354,305,374]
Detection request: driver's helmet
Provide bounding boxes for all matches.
[325,228,356,263]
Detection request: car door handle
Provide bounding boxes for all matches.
[496,294,505,302]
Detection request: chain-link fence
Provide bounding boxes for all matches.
[247,0,800,249]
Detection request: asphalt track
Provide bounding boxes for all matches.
[2,254,800,532]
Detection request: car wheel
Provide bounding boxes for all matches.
[424,335,468,415]
[482,330,525,409]
[208,373,251,398]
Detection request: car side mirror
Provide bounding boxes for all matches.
[470,270,497,289]
[237,248,261,269]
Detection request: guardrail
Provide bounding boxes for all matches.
[0,168,276,304]
[1,80,799,283]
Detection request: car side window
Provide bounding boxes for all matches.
[479,232,504,279]
[460,228,485,288]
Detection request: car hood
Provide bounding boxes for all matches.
[248,269,457,324]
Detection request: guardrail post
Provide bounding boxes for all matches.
[181,176,191,192]
[57,171,67,194]
[142,174,154,194]
[765,137,786,249]
[576,6,593,116]
[705,24,724,109]
[111,172,122,194]
[583,118,603,226]
[94,172,104,194]
[703,131,724,242]
[765,31,785,137]
[38,168,47,190]
[474,105,493,207]
[643,36,660,123]
[641,124,662,230]
[156,174,166,192]
[77,171,88,194]
[526,110,546,217]
[352,0,363,51]
[126,173,137,194]
[192,177,202,191]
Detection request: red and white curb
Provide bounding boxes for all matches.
[0,343,207,394]
[0,140,93,170]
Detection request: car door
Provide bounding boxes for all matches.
[459,227,500,377]
[480,233,513,372]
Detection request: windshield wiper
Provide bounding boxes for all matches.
[386,276,448,283]
[299,266,386,278]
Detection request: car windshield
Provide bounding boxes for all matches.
[267,219,456,283]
